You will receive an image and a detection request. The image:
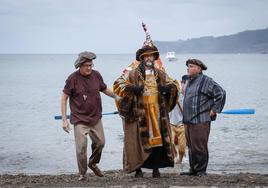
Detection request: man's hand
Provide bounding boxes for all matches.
[158,85,171,95]
[61,93,70,133]
[62,120,71,133]
[209,110,216,117]
[210,110,217,121]
[125,85,144,96]
[114,94,122,101]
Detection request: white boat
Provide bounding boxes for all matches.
[165,51,178,61]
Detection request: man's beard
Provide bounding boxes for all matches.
[144,60,154,68]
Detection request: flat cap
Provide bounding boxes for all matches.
[74,51,96,69]
[186,59,207,70]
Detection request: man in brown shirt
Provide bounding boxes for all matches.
[61,51,117,181]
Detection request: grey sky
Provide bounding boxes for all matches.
[0,0,268,54]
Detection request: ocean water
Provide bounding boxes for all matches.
[0,54,267,175]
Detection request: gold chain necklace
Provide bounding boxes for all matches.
[137,69,158,83]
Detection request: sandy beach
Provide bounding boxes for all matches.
[1,170,267,187]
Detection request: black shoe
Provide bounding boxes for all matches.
[152,169,160,178]
[196,171,207,177]
[180,171,196,176]
[135,168,143,178]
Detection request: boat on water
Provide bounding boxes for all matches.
[165,51,178,61]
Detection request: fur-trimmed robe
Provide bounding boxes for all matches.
[113,66,178,173]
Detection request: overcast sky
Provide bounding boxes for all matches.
[1,0,268,54]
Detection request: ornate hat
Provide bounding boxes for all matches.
[74,51,96,69]
[186,59,207,70]
[135,23,160,61]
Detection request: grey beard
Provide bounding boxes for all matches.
[144,60,154,68]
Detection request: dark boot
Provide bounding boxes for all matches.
[88,163,104,177]
[152,168,160,178]
[135,168,143,178]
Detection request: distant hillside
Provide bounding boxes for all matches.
[155,28,268,53]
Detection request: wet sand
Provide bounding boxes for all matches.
[1,170,267,187]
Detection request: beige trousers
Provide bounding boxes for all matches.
[171,124,186,160]
[74,119,105,175]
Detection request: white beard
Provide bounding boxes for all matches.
[145,60,154,68]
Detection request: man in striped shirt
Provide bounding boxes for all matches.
[181,59,226,177]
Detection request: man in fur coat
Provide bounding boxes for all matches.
[113,41,178,177]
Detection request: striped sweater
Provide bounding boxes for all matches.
[183,73,226,124]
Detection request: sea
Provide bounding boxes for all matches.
[0,54,267,175]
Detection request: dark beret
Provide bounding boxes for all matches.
[186,59,207,70]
